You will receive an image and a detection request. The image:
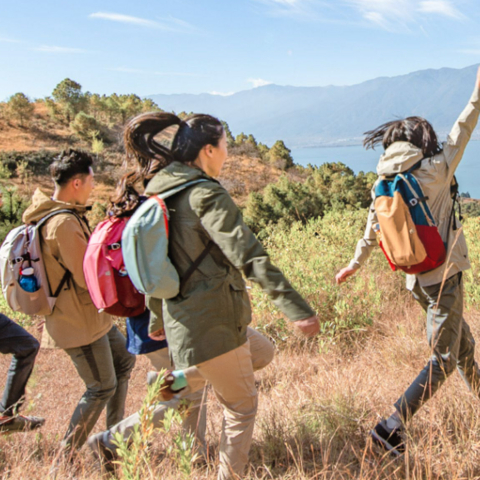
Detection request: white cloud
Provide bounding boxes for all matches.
[247,78,273,88]
[210,91,235,96]
[35,45,88,53]
[0,37,22,43]
[254,0,320,19]
[90,12,197,33]
[418,0,463,19]
[90,12,159,27]
[346,0,465,31]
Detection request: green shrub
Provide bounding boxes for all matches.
[5,93,35,126]
[0,150,58,176]
[267,140,294,169]
[0,186,30,243]
[243,162,375,238]
[250,209,406,347]
[70,112,101,140]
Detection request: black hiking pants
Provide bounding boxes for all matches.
[0,314,40,416]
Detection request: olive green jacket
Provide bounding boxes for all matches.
[145,161,314,369]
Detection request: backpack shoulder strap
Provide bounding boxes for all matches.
[35,209,90,241]
[35,209,89,297]
[157,179,214,291]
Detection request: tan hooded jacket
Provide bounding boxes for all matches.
[22,189,112,349]
[348,84,480,290]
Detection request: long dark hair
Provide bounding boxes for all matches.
[109,112,224,217]
[363,116,443,158]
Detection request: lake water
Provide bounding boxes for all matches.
[291,140,480,199]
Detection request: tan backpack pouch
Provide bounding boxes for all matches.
[376,191,427,267]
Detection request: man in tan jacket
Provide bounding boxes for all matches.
[22,149,135,454]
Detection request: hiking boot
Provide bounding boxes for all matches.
[147,370,159,386]
[370,419,405,456]
[148,370,185,401]
[87,431,117,473]
[0,414,45,433]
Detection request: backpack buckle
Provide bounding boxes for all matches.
[109,243,121,250]
[409,198,418,207]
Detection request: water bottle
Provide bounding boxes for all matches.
[19,267,39,293]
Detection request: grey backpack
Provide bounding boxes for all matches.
[0,210,82,316]
[122,180,212,299]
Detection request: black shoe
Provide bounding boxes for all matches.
[0,414,45,433]
[370,420,405,456]
[87,431,117,473]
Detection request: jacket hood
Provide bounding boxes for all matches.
[144,161,219,196]
[23,189,89,224]
[376,142,424,176]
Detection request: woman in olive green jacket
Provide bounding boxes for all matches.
[91,112,319,479]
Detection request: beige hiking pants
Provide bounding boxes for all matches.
[109,347,208,456]
[183,327,275,480]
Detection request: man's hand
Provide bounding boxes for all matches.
[335,266,358,285]
[149,328,166,341]
[294,316,320,337]
[477,66,480,89]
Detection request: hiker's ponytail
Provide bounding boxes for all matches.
[124,112,181,183]
[109,112,224,218]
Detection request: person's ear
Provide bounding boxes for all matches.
[205,144,214,158]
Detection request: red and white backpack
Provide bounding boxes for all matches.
[83,216,145,317]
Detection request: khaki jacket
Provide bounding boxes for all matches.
[145,162,314,369]
[23,189,112,349]
[349,84,480,290]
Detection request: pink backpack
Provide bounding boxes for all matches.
[83,216,145,317]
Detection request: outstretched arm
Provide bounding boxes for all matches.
[335,200,378,284]
[442,66,480,179]
[193,183,319,336]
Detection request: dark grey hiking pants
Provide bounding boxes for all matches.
[395,272,480,420]
[63,325,135,450]
[0,313,40,416]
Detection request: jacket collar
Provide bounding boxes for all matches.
[144,161,219,196]
[376,142,424,176]
[23,189,90,224]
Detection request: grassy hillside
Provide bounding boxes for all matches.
[1,212,480,479]
[2,89,480,479]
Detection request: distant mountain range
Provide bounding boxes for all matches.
[149,64,480,148]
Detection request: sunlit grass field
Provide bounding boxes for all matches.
[1,211,480,479]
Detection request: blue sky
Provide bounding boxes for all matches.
[1,0,479,100]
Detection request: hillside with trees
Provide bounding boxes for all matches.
[2,78,480,480]
[0,77,385,241]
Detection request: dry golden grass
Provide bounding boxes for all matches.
[2,290,480,479]
[2,104,480,479]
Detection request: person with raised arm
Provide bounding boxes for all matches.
[336,66,480,456]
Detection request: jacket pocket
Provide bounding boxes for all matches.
[228,281,252,331]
